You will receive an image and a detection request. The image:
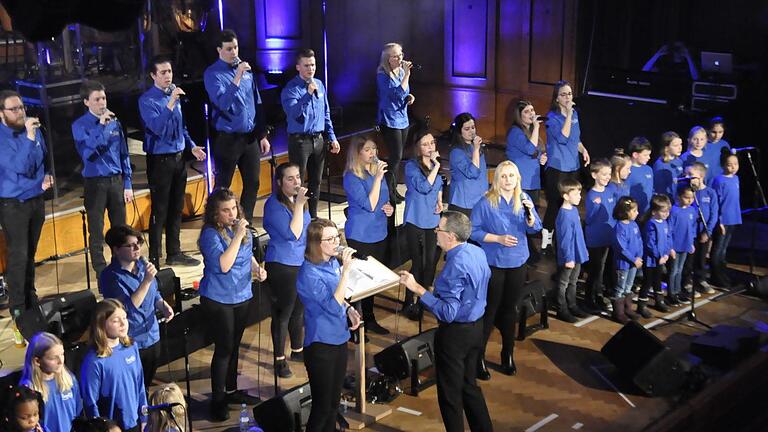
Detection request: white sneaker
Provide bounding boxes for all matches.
[699,281,716,294]
[541,228,553,249]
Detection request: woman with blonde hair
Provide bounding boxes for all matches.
[20,332,82,432]
[470,161,541,379]
[146,383,187,432]
[377,42,416,203]
[80,298,147,432]
[343,136,394,335]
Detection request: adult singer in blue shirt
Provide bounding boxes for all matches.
[400,211,493,432]
[198,188,267,421]
[139,56,206,267]
[448,112,488,217]
[263,162,310,379]
[281,48,340,219]
[296,219,361,432]
[204,29,271,224]
[0,90,53,320]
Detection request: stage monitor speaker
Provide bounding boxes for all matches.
[16,290,97,345]
[747,276,768,299]
[601,321,689,396]
[155,267,182,313]
[253,382,311,432]
[374,328,436,380]
[690,325,760,370]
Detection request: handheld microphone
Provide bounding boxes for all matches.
[306,78,318,97]
[372,156,380,165]
[232,56,242,67]
[295,186,315,199]
[536,116,549,122]
[731,146,756,153]
[167,84,189,103]
[334,245,369,260]
[141,402,181,416]
[524,203,534,220]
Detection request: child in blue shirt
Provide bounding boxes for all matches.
[680,126,711,183]
[667,186,697,305]
[686,163,719,294]
[653,131,684,198]
[555,178,589,323]
[0,385,44,432]
[625,137,654,215]
[20,332,82,432]
[705,116,731,182]
[638,195,674,317]
[711,154,742,287]
[610,151,632,200]
[584,159,615,313]
[80,299,147,431]
[611,196,643,323]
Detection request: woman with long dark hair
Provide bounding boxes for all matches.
[448,112,488,218]
[377,42,416,203]
[297,219,361,432]
[263,162,310,378]
[543,81,590,252]
[343,136,394,335]
[198,188,268,421]
[402,126,443,319]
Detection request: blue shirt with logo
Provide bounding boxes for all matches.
[0,123,48,200]
[204,59,262,133]
[72,111,132,189]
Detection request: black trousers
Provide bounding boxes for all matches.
[346,238,387,322]
[404,223,438,304]
[212,131,261,223]
[83,175,126,275]
[640,265,663,300]
[692,236,711,285]
[0,196,45,316]
[556,263,581,311]
[523,189,541,257]
[147,152,186,262]
[586,246,612,300]
[288,133,325,219]
[380,125,408,195]
[265,262,304,358]
[434,320,493,432]
[543,168,579,230]
[483,266,527,354]
[200,296,251,402]
[447,204,471,219]
[139,341,161,389]
[304,342,347,432]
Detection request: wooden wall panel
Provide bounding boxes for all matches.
[529,0,566,85]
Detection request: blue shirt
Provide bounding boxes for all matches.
[199,226,254,304]
[626,164,654,214]
[296,258,349,346]
[712,174,742,225]
[80,343,147,430]
[545,110,581,172]
[448,145,488,209]
[613,221,643,270]
[263,194,310,266]
[420,243,490,323]
[280,75,337,141]
[138,86,196,154]
[203,59,262,133]
[669,205,697,253]
[694,186,718,235]
[21,374,82,432]
[0,124,47,200]
[99,258,162,349]
[611,180,630,201]
[653,157,683,198]
[403,160,442,229]
[72,112,132,189]
[644,218,673,268]
[704,139,730,182]
[585,186,616,247]
[376,69,409,129]
[556,206,589,266]
[681,150,709,182]
[343,171,389,243]
[506,126,541,190]
[470,193,541,268]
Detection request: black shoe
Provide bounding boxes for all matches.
[677,293,692,304]
[166,253,201,266]
[366,321,390,335]
[556,311,578,323]
[209,400,230,422]
[570,306,590,319]
[290,350,304,362]
[275,359,293,378]
[477,357,491,381]
[402,303,421,321]
[500,350,517,376]
[224,389,261,406]
[666,295,681,306]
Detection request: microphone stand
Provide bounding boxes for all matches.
[326,140,333,220]
[80,210,91,291]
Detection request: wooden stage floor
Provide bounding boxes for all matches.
[1,192,767,431]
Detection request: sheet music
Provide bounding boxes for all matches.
[344,257,399,300]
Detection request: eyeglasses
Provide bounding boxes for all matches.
[119,242,141,250]
[2,105,25,113]
[558,92,573,97]
[434,228,449,234]
[321,234,340,243]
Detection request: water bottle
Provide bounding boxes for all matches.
[239,404,251,432]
